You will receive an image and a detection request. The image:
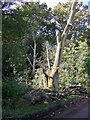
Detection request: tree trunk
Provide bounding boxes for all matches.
[53,70,59,91]
[46,41,50,69]
[33,39,36,74]
[46,70,59,90]
[47,0,78,90]
[48,77,53,89]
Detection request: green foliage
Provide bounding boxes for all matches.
[59,41,88,91]
[84,39,90,75]
[2,1,89,110]
[2,1,53,104]
[2,78,27,100]
[32,68,45,88]
[2,9,27,78]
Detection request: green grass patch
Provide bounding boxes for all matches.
[3,100,53,118]
[2,94,84,118]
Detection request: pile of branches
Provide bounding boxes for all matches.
[24,88,64,105]
[24,85,87,105]
[65,84,88,95]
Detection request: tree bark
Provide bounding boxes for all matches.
[47,0,78,90]
[33,39,36,74]
[46,41,50,70]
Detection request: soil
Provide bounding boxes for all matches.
[2,96,89,120]
[43,97,89,119]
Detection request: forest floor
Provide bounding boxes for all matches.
[22,95,89,120]
[3,95,89,120]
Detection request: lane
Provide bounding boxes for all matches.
[63,101,88,118]
[49,99,89,119]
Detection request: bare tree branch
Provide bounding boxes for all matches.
[36,53,38,58]
[46,41,50,70]
[32,39,36,74]
[56,30,60,45]
[26,54,33,67]
[61,0,78,38]
[30,45,34,50]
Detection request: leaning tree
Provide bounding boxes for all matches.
[42,0,89,90]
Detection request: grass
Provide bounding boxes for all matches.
[3,103,51,118]
[2,94,83,118]
[3,99,54,118]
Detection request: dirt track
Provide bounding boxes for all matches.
[2,97,89,120]
[43,98,89,119]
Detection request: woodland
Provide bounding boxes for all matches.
[1,0,90,119]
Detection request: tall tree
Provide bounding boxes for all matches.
[2,5,27,79]
[21,2,53,77]
[42,0,88,90]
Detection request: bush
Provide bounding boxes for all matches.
[2,78,27,101]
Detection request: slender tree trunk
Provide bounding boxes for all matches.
[46,41,50,70]
[33,39,36,74]
[25,79,28,87]
[26,30,37,75]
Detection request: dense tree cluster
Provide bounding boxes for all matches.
[2,0,89,102]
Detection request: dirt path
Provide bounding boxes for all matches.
[3,97,89,120]
[42,98,89,119]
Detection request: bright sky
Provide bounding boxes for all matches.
[9,0,90,10]
[21,0,89,8]
[40,0,89,8]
